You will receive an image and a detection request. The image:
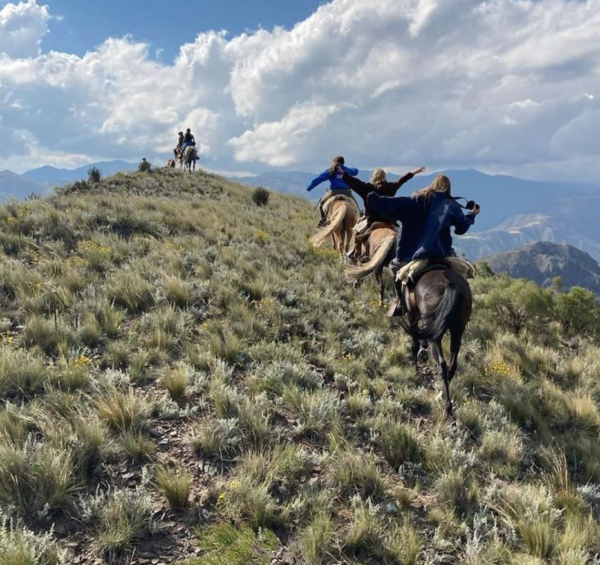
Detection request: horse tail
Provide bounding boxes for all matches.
[406,282,459,342]
[310,205,347,248]
[345,234,395,281]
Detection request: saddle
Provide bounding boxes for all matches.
[355,221,397,243]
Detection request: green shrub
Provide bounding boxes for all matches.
[556,287,600,339]
[87,166,102,183]
[251,187,270,207]
[138,158,152,173]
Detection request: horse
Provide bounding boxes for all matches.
[344,225,397,305]
[310,197,359,262]
[180,146,198,172]
[400,264,472,417]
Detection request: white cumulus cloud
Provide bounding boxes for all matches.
[0,0,599,182]
[0,0,50,58]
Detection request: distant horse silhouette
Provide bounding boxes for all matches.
[179,146,198,172]
[401,264,472,417]
[345,225,396,305]
[310,197,359,262]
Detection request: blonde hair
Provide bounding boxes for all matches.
[329,155,345,176]
[412,175,451,201]
[371,168,387,186]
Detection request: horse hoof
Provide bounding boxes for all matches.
[416,347,429,364]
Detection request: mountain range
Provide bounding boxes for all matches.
[484,241,600,297]
[23,160,136,188]
[237,169,600,262]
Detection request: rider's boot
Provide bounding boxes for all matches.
[387,260,404,317]
[317,204,328,228]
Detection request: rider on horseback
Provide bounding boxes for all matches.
[307,156,359,227]
[340,165,426,260]
[179,128,196,155]
[367,174,480,316]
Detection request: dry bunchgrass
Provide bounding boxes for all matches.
[1,169,600,562]
[155,465,193,509]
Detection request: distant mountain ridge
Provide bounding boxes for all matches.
[484,241,600,297]
[0,170,50,202]
[237,169,600,261]
[23,160,136,187]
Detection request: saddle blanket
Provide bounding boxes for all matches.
[397,257,475,283]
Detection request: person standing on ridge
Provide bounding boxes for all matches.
[174,131,184,156]
[306,156,359,227]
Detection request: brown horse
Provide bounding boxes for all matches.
[402,265,472,417]
[311,198,359,262]
[345,225,396,304]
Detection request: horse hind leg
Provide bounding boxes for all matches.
[448,328,464,381]
[375,265,384,306]
[411,336,420,372]
[430,340,453,418]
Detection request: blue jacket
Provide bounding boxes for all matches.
[306,165,359,192]
[412,192,476,259]
[366,193,428,262]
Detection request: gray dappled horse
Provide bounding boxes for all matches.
[180,146,198,173]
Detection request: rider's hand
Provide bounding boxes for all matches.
[413,166,427,175]
[473,204,481,215]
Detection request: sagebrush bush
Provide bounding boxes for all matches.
[0,517,68,564]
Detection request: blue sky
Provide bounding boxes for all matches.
[0,0,599,180]
[38,0,325,61]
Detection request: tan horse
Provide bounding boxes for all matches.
[310,197,359,262]
[345,225,397,304]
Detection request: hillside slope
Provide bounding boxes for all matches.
[485,241,600,296]
[1,169,600,565]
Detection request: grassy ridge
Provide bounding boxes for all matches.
[1,169,600,564]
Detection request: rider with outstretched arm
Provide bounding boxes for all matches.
[340,165,426,259]
[307,156,360,227]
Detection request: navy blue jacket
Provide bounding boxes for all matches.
[412,192,476,259]
[366,192,428,262]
